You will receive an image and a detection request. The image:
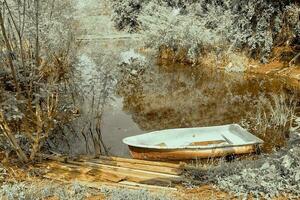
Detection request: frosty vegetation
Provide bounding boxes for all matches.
[0,181,95,200]
[0,0,146,162]
[0,0,78,162]
[101,187,172,200]
[0,180,172,200]
[113,0,300,63]
[0,0,299,199]
[241,93,297,150]
[185,134,300,199]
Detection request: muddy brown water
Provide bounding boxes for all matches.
[101,97,144,157]
[102,62,299,157]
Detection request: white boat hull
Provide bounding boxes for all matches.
[123,124,264,161]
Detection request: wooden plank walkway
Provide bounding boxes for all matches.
[37,155,185,191]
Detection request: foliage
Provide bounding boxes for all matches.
[101,187,172,200]
[0,0,78,162]
[241,93,297,152]
[112,0,146,33]
[0,181,172,200]
[112,0,300,63]
[184,134,300,199]
[140,1,232,63]
[0,181,93,200]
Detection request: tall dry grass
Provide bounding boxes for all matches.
[242,93,297,152]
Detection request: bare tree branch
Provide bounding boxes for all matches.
[4,0,26,69]
[289,52,300,67]
[0,8,20,95]
[35,0,40,68]
[0,112,28,163]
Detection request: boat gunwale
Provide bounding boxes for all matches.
[127,143,262,150]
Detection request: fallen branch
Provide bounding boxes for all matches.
[289,52,300,67]
[0,112,28,163]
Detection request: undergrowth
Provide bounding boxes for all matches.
[0,0,78,162]
[0,181,93,200]
[101,187,173,200]
[241,93,297,152]
[184,134,300,199]
[112,0,300,63]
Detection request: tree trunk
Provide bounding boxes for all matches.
[0,113,28,163]
[0,9,20,95]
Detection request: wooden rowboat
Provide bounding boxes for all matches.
[123,124,264,161]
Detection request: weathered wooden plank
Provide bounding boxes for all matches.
[72,160,181,179]
[41,154,181,169]
[96,155,180,169]
[43,161,182,186]
[44,165,126,183]
[44,174,177,192]
[38,154,185,187]
[65,161,183,184]
[44,159,181,180]
[86,158,182,175]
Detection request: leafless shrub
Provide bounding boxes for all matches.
[0,0,78,162]
[76,53,118,156]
